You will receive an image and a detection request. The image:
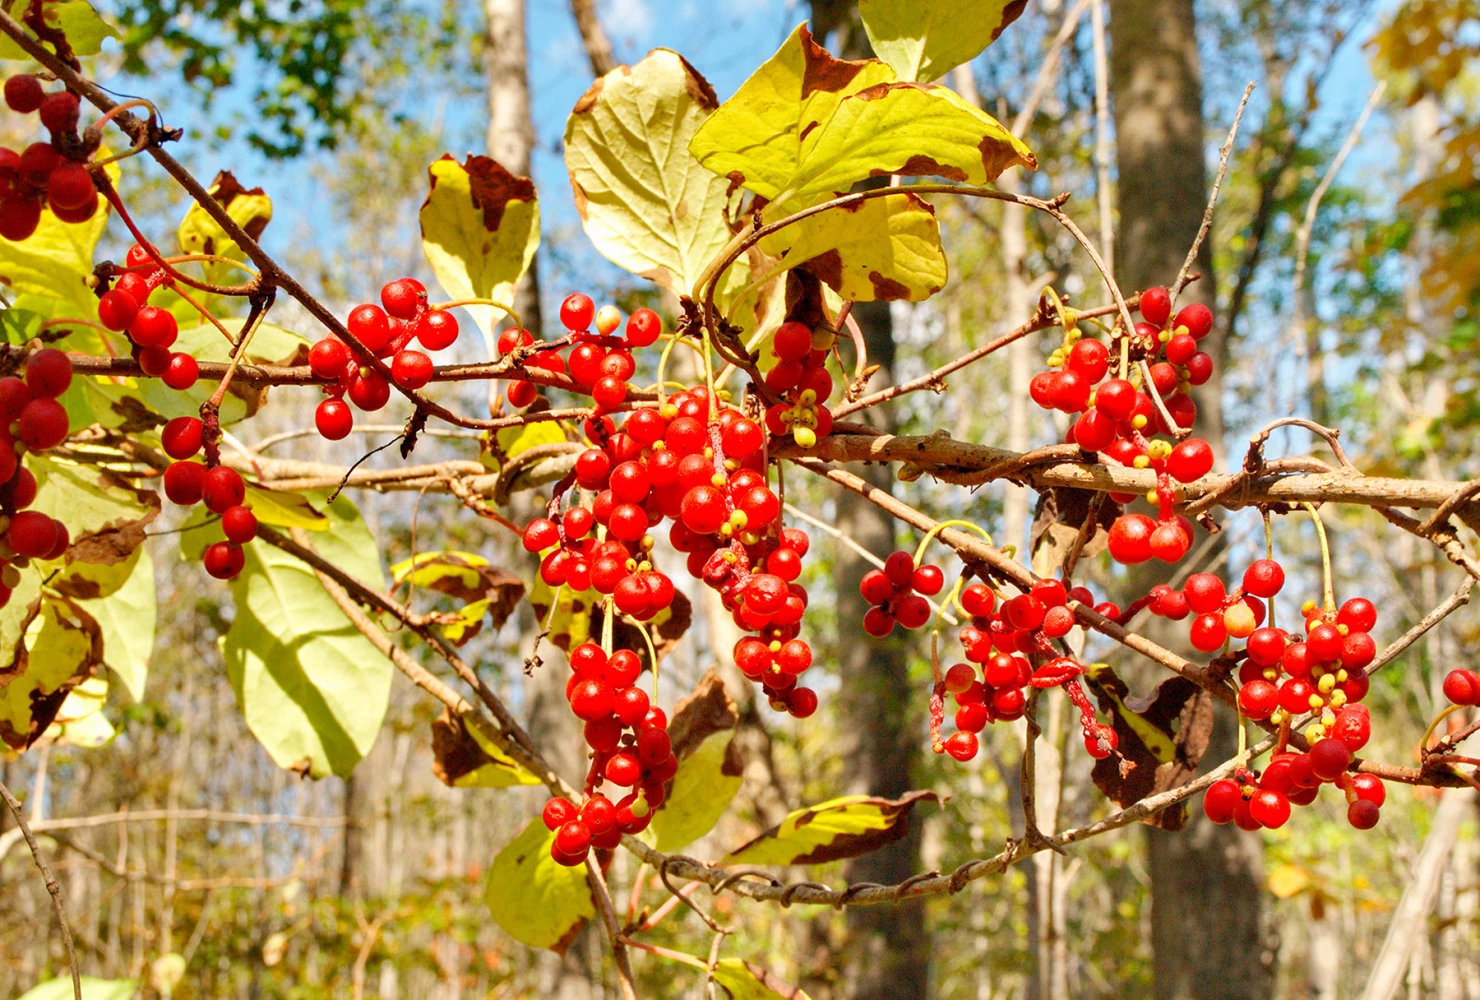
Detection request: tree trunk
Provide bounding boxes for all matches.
[485,0,542,342]
[805,6,930,997]
[1109,2,1270,998]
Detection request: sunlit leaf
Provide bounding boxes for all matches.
[30,453,159,567]
[0,595,103,749]
[15,976,136,1000]
[176,171,272,291]
[0,1,120,60]
[527,575,601,653]
[485,815,594,952]
[712,959,814,1000]
[76,546,155,701]
[495,420,569,459]
[243,483,330,532]
[859,0,1029,82]
[643,671,743,851]
[690,25,895,201]
[756,191,946,302]
[1268,864,1312,899]
[45,676,115,748]
[223,496,389,777]
[723,791,938,867]
[419,154,538,340]
[565,49,732,295]
[430,706,540,789]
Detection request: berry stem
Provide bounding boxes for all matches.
[431,298,521,329]
[601,594,615,657]
[622,612,662,700]
[912,519,992,567]
[616,935,711,972]
[1300,502,1336,613]
[1262,509,1277,630]
[206,292,272,410]
[1418,704,1465,758]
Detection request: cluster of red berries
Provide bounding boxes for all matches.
[1,75,99,241]
[0,350,78,606]
[520,296,824,719]
[306,278,460,440]
[760,321,835,449]
[858,552,942,635]
[95,244,200,390]
[542,640,677,866]
[158,416,258,579]
[1145,561,1283,653]
[498,294,661,411]
[930,578,1118,763]
[1029,287,1219,566]
[1204,722,1382,831]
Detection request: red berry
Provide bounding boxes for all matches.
[543,798,576,831]
[348,370,390,411]
[380,277,425,320]
[787,687,819,718]
[161,416,204,460]
[201,465,246,514]
[25,348,72,398]
[347,304,392,353]
[1351,773,1385,807]
[569,678,613,720]
[4,75,44,114]
[624,308,661,347]
[1148,520,1191,563]
[1237,679,1278,720]
[1189,612,1227,652]
[202,541,245,580]
[38,91,79,134]
[47,161,95,211]
[773,322,812,362]
[1165,332,1197,365]
[1094,378,1138,420]
[1166,438,1214,483]
[309,338,350,379]
[1442,669,1480,707]
[1308,738,1351,781]
[1347,799,1380,830]
[1306,623,1343,664]
[163,461,205,505]
[554,820,591,857]
[1066,339,1109,382]
[1337,597,1377,634]
[560,293,594,331]
[1241,559,1285,598]
[6,510,57,558]
[1139,286,1171,326]
[1172,302,1213,339]
[1107,513,1156,564]
[1246,627,1287,667]
[1185,352,1214,385]
[17,397,68,450]
[960,582,995,617]
[316,399,353,440]
[97,289,140,332]
[1202,778,1241,824]
[943,731,978,761]
[162,352,198,390]
[221,505,258,544]
[1332,705,1372,752]
[1249,788,1290,829]
[391,349,433,389]
[130,306,179,350]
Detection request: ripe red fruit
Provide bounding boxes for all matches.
[38,91,80,134]
[1184,352,1214,385]
[161,416,204,460]
[1279,677,1316,715]
[163,461,206,505]
[7,510,58,558]
[17,397,68,449]
[1189,612,1227,652]
[348,370,390,410]
[202,541,245,580]
[47,161,95,211]
[1107,513,1156,564]
[1066,339,1110,382]
[141,348,174,381]
[1183,573,1226,614]
[1202,778,1241,824]
[309,338,350,379]
[624,307,661,346]
[911,564,945,596]
[380,277,425,319]
[1246,627,1287,667]
[1306,623,1343,664]
[25,348,72,398]
[1050,369,1091,411]
[943,731,978,761]
[221,505,258,544]
[201,465,246,514]
[347,304,392,353]
[560,293,595,331]
[1241,559,1285,598]
[4,74,44,113]
[1442,669,1480,706]
[1093,378,1137,420]
[773,321,813,362]
[960,582,995,617]
[543,798,577,831]
[679,485,726,535]
[1249,789,1290,829]
[1166,438,1214,482]
[1149,519,1191,563]
[315,399,353,440]
[1165,332,1198,365]
[554,820,591,857]
[1351,773,1385,807]
[0,196,42,241]
[97,289,140,331]
[1308,738,1351,781]
[391,349,433,389]
[1237,679,1278,720]
[1337,597,1377,634]
[162,352,199,390]
[1347,799,1380,830]
[1139,286,1172,326]
[1173,302,1213,339]
[1332,705,1372,752]
[787,687,819,718]
[569,678,613,720]
[413,309,458,351]
[506,379,538,408]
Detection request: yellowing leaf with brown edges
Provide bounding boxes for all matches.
[757,191,946,302]
[565,49,733,296]
[690,24,895,201]
[642,671,743,851]
[430,707,540,789]
[177,171,271,290]
[711,959,814,1000]
[860,0,1029,82]
[485,815,594,952]
[0,596,102,750]
[723,791,938,866]
[419,155,538,339]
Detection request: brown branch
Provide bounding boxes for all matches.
[587,858,640,1000]
[1365,578,1476,677]
[0,777,82,1000]
[569,0,616,77]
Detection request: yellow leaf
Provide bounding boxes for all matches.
[643,672,742,851]
[1268,864,1311,899]
[711,959,814,1000]
[485,816,594,952]
[565,49,733,294]
[430,708,540,789]
[243,484,329,531]
[860,0,1029,82]
[723,791,938,866]
[176,171,271,290]
[419,154,537,341]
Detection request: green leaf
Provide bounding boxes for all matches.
[419,154,538,340]
[723,791,939,867]
[0,595,103,750]
[243,484,329,532]
[756,191,946,302]
[0,168,113,319]
[223,496,389,777]
[176,171,272,290]
[30,454,160,567]
[484,815,594,952]
[16,976,136,1000]
[430,706,540,789]
[781,81,1035,206]
[495,420,569,459]
[690,25,895,202]
[643,671,742,851]
[711,959,814,1000]
[859,0,1029,82]
[76,546,155,701]
[0,566,42,670]
[0,1,120,60]
[565,49,732,295]
[391,551,525,646]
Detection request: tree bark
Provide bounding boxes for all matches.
[806,5,930,997]
[485,0,542,341]
[1109,2,1271,998]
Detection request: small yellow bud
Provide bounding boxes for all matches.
[1305,723,1327,744]
[1146,489,1160,504]
[1133,455,1151,469]
[793,426,818,448]
[1132,415,1148,429]
[711,472,727,488]
[729,510,748,529]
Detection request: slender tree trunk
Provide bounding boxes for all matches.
[805,7,930,997]
[485,0,542,342]
[1109,2,1270,998]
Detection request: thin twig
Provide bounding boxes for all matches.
[1171,83,1256,303]
[0,777,82,1000]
